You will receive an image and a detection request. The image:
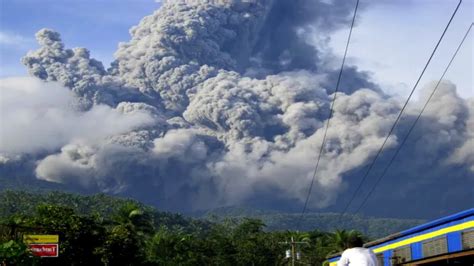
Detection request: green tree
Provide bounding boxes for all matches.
[0,190,375,266]
[329,229,364,252]
[148,227,210,265]
[31,204,105,266]
[231,218,280,266]
[98,202,155,265]
[0,240,38,266]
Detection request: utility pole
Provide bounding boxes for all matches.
[279,236,309,266]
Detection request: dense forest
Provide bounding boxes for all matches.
[198,207,424,238]
[0,190,419,265]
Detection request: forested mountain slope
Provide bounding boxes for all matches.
[199,207,425,238]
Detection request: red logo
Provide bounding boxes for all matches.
[28,244,59,257]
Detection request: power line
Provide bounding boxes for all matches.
[337,0,463,225]
[296,0,360,230]
[352,22,473,215]
[279,236,309,266]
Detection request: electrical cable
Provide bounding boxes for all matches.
[353,22,473,215]
[336,0,463,225]
[296,0,360,230]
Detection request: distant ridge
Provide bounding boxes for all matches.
[0,190,209,232]
[196,206,425,238]
[0,188,425,239]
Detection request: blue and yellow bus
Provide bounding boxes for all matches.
[328,208,473,266]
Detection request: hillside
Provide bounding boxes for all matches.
[0,190,425,239]
[0,190,430,265]
[0,190,209,232]
[0,190,370,265]
[198,206,425,238]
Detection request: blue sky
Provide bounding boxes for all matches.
[329,0,473,98]
[0,0,160,76]
[1,0,472,98]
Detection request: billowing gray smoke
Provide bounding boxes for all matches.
[1,0,472,217]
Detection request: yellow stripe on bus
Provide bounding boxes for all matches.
[373,221,473,253]
[328,220,473,264]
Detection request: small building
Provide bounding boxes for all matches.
[327,208,473,266]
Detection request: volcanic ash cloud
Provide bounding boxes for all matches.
[1,0,472,214]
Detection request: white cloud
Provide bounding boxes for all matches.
[0,31,32,47]
[0,77,155,156]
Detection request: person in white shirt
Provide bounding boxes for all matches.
[337,236,378,266]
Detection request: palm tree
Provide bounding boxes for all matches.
[329,229,364,252]
[112,202,154,234]
[100,203,155,265]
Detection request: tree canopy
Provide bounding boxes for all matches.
[0,190,377,265]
